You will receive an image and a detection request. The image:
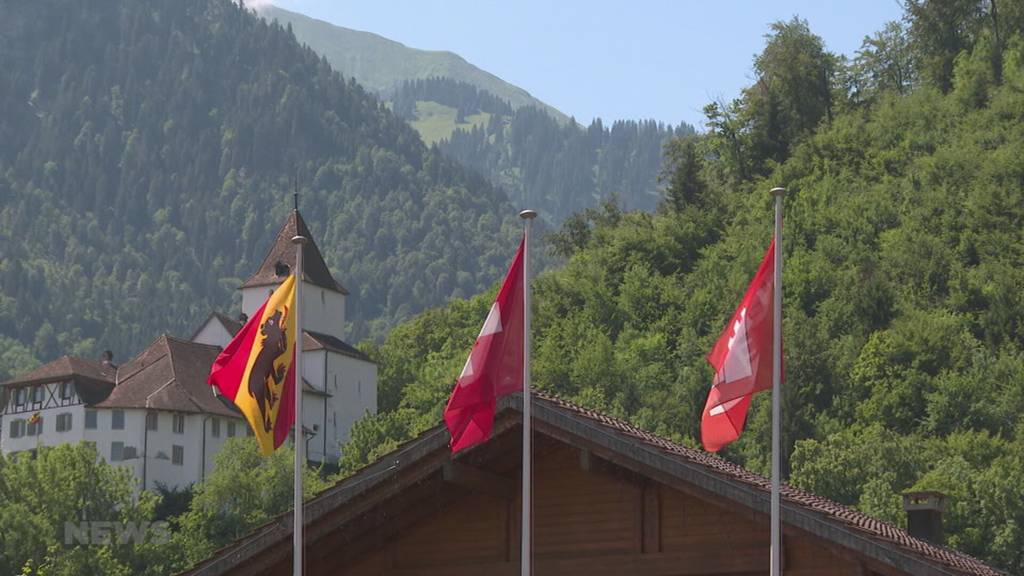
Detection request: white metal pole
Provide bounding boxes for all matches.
[519,209,537,576]
[770,186,785,576]
[291,218,308,576]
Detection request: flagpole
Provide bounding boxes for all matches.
[519,209,537,576]
[770,186,786,576]
[291,204,308,576]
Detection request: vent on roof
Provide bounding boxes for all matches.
[101,350,115,367]
[274,261,290,277]
[237,312,248,323]
[903,491,946,545]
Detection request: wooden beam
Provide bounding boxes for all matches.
[641,483,661,554]
[310,477,460,575]
[579,448,594,473]
[380,547,769,576]
[442,461,514,501]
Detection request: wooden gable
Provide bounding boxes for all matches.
[184,393,1001,576]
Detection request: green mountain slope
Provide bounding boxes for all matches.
[259,4,569,125]
[0,0,521,377]
[342,12,1024,575]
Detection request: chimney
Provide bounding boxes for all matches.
[903,491,946,545]
[237,312,248,323]
[101,350,114,366]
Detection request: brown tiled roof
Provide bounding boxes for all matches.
[241,210,348,294]
[530,390,1003,576]
[94,335,237,417]
[183,390,1004,576]
[303,330,374,363]
[2,355,116,387]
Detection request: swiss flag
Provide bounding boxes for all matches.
[702,238,778,452]
[444,238,525,452]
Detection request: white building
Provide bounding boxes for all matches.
[0,210,377,490]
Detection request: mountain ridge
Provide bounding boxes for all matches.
[258,5,570,124]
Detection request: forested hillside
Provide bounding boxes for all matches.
[387,76,693,220]
[386,76,693,220]
[0,0,522,379]
[257,4,569,123]
[267,5,692,220]
[346,7,1024,573]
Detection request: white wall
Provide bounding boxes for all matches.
[2,404,86,455]
[323,353,378,461]
[242,282,346,340]
[192,319,233,348]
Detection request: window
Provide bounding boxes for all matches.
[111,410,125,430]
[56,413,72,432]
[172,445,183,466]
[173,414,185,434]
[27,417,42,436]
[14,388,26,407]
[227,421,236,438]
[85,410,97,429]
[60,381,74,400]
[145,412,158,431]
[246,425,253,437]
[9,419,24,438]
[211,418,220,438]
[110,441,124,462]
[32,386,44,403]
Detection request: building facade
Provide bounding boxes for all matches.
[0,210,377,490]
[184,392,1002,576]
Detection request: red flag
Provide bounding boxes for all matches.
[444,238,525,452]
[702,238,778,452]
[208,276,297,455]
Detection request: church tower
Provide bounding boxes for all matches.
[240,210,348,339]
[197,209,377,465]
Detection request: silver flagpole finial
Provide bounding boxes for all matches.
[519,209,537,220]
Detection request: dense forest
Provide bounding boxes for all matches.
[388,76,514,123]
[342,5,1024,573]
[441,105,693,220]
[0,0,522,380]
[386,76,693,221]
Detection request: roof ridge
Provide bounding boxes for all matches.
[529,389,1002,576]
[163,337,210,413]
[240,210,348,294]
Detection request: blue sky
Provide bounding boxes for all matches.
[260,0,905,128]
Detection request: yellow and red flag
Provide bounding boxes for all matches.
[208,275,297,455]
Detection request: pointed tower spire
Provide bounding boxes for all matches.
[241,210,348,295]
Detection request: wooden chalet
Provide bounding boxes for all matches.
[183,392,1003,576]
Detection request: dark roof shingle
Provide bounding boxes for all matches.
[2,355,116,387]
[303,330,374,363]
[241,210,348,294]
[94,335,237,417]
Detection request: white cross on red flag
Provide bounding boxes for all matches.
[444,237,525,453]
[702,237,779,452]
